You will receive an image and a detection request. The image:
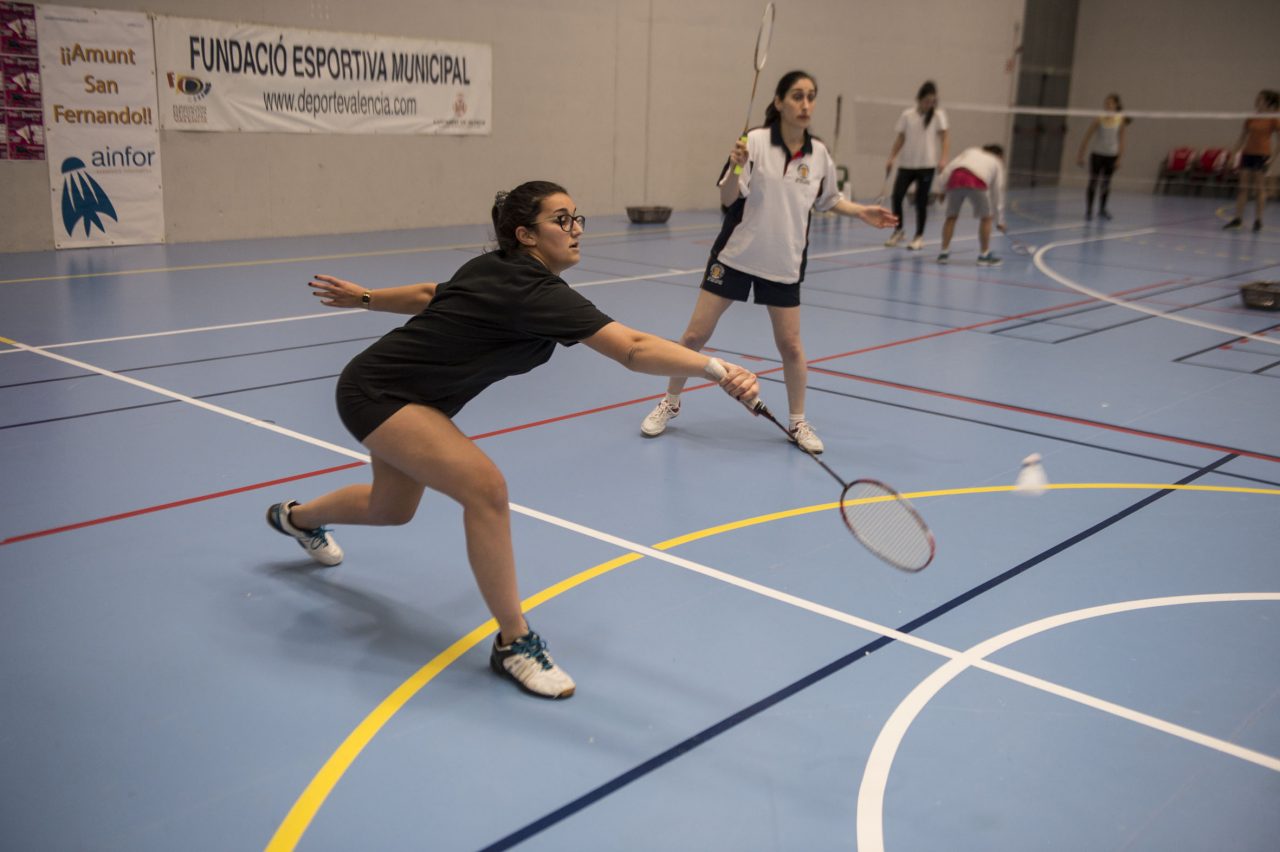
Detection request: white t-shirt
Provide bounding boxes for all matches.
[714,124,844,284]
[938,147,1006,225]
[1090,114,1124,156]
[894,107,950,169]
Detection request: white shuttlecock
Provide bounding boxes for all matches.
[1014,453,1049,496]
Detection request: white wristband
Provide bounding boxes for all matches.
[702,357,728,382]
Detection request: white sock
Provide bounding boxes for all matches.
[665,392,681,408]
[789,413,805,429]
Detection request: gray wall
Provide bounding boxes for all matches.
[1060,0,1280,191]
[2,0,1026,251]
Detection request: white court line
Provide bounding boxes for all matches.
[0,221,1087,355]
[856,593,1280,852]
[1033,229,1280,346]
[7,331,1277,831]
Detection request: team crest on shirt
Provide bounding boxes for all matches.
[708,263,725,282]
[795,163,811,184]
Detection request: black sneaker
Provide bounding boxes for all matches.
[490,630,575,698]
[1099,209,1112,220]
[1223,218,1242,230]
[1254,220,1262,232]
[266,500,343,566]
[977,253,1003,267]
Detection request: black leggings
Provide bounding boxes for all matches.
[1087,153,1117,213]
[891,168,936,236]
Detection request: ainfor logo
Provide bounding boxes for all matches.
[60,157,118,237]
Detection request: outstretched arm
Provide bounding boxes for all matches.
[308,274,436,314]
[830,198,898,229]
[582,321,758,404]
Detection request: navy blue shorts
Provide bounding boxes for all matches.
[701,261,800,307]
[1240,154,1269,172]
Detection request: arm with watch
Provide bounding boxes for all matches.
[308,273,436,314]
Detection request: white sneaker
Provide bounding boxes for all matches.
[640,397,680,437]
[883,230,904,248]
[788,420,825,454]
[266,500,344,566]
[907,235,925,251]
[490,630,576,698]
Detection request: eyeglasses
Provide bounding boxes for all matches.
[532,212,586,233]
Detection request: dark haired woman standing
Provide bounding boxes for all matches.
[639,70,896,454]
[1225,89,1280,232]
[1076,93,1128,220]
[266,181,759,699]
[883,81,949,250]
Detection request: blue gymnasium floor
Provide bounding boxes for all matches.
[1,189,1278,852]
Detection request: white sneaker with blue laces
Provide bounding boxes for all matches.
[490,630,576,698]
[266,500,344,566]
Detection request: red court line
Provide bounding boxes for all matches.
[1,462,366,546]
[0,274,1246,545]
[810,366,1280,464]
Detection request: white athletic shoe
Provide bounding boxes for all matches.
[907,235,925,251]
[640,397,680,437]
[788,420,825,454]
[490,630,576,699]
[884,230,904,248]
[266,500,344,566]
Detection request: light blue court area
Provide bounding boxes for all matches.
[2,188,1278,851]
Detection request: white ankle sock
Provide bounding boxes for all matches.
[665,392,681,407]
[789,413,805,428]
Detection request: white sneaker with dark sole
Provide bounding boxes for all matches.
[884,230,904,248]
[906,235,925,251]
[641,397,680,437]
[490,630,576,698]
[788,420,825,454]
[266,500,344,566]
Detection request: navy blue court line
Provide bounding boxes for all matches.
[478,454,1238,850]
[0,374,339,431]
[1174,321,1280,361]
[0,336,378,391]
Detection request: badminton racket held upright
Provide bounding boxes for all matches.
[748,399,935,572]
[734,3,775,175]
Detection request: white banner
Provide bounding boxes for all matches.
[37,5,163,248]
[152,16,491,135]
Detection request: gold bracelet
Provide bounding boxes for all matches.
[361,291,372,308]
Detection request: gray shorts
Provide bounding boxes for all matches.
[946,188,992,219]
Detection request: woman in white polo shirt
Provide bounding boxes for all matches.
[884,81,950,250]
[639,70,896,454]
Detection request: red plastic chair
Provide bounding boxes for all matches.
[1155,146,1197,194]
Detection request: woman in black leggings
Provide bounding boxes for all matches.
[884,81,950,251]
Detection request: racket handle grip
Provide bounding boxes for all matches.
[733,135,747,175]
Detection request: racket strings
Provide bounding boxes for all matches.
[840,481,934,571]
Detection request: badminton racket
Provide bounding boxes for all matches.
[873,165,892,205]
[833,94,850,191]
[733,2,775,176]
[1005,231,1037,255]
[749,400,935,572]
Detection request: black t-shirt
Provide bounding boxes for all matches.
[342,250,614,417]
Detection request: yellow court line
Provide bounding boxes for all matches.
[265,481,1279,851]
[0,223,720,286]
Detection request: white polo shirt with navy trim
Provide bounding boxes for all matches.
[712,124,843,284]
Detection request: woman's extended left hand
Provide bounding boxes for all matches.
[857,204,899,230]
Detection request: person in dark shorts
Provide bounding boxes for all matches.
[1224,89,1280,232]
[266,180,759,699]
[639,70,896,454]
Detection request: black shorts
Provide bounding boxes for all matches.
[335,370,410,443]
[701,261,799,307]
[1240,154,1269,172]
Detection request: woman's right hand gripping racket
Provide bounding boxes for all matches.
[748,399,935,572]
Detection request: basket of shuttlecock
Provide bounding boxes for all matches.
[1240,280,1280,311]
[626,205,672,224]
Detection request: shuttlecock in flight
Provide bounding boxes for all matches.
[1014,453,1049,496]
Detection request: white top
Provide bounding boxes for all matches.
[938,147,1006,225]
[1090,114,1124,156]
[714,124,844,284]
[894,107,950,169]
